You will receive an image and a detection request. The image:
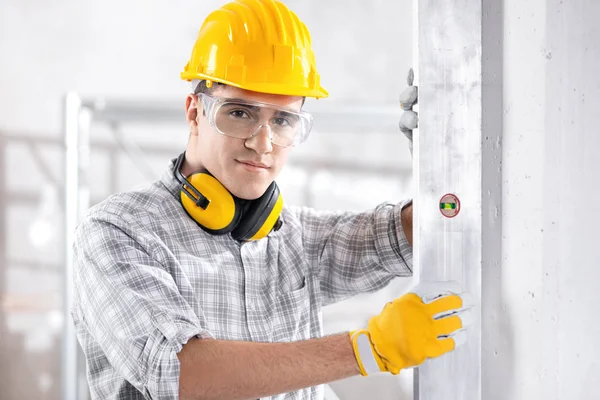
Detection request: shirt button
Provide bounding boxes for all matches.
[155,314,167,323]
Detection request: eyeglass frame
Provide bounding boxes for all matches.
[196,93,314,147]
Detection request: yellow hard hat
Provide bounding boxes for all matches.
[181,0,328,98]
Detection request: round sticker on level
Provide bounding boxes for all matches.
[440,193,461,218]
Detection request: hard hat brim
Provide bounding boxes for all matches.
[181,72,329,99]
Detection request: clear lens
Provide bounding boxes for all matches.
[214,102,258,138]
[204,95,312,147]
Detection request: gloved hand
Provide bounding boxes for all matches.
[398,68,419,155]
[349,281,474,376]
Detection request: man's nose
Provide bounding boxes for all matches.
[245,124,274,154]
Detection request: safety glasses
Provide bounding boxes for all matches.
[199,94,313,147]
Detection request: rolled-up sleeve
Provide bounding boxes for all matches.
[72,211,212,399]
[291,200,413,307]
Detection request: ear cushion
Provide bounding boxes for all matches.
[180,171,242,234]
[232,182,283,241]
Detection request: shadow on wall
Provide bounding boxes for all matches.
[482,0,517,398]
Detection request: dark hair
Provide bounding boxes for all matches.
[193,80,223,96]
[193,79,306,106]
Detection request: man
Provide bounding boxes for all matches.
[72,0,474,399]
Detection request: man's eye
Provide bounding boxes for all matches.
[273,117,290,126]
[230,110,251,118]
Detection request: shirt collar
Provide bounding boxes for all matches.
[160,156,182,200]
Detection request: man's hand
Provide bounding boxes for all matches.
[349,281,474,376]
[399,68,419,155]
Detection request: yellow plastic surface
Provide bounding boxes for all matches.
[181,173,236,231]
[181,0,328,98]
[249,193,284,241]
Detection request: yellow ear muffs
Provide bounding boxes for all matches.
[173,152,284,240]
[180,171,243,234]
[231,181,284,241]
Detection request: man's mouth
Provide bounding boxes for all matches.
[236,160,270,171]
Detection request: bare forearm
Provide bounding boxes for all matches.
[177,333,359,400]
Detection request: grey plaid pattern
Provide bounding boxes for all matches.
[72,158,413,400]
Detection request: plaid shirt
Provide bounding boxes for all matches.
[72,158,413,400]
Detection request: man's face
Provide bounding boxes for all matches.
[185,85,303,200]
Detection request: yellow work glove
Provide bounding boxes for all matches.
[349,281,475,376]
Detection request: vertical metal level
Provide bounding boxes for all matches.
[63,92,91,400]
[413,0,501,399]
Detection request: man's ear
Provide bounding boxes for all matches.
[185,94,199,131]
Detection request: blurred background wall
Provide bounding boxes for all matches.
[0,0,415,399]
[1,0,600,400]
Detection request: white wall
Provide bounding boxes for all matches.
[495,0,600,399]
